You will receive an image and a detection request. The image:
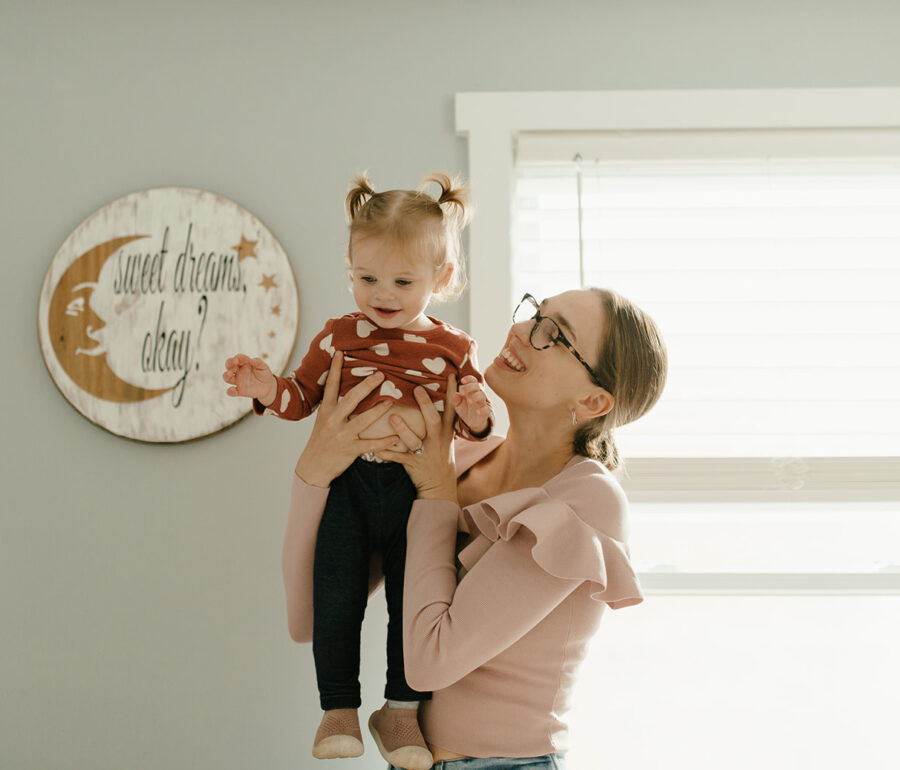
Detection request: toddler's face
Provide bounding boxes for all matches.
[349,238,445,331]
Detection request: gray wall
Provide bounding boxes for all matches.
[3,2,899,768]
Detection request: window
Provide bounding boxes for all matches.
[513,156,900,460]
[457,90,900,769]
[568,594,900,769]
[455,88,900,499]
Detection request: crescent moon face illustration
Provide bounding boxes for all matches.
[47,235,174,403]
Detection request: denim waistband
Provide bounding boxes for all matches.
[393,753,566,769]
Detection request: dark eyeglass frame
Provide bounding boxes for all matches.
[513,293,607,390]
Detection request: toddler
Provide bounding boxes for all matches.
[223,173,492,770]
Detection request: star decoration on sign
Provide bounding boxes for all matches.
[233,235,258,261]
[259,273,277,292]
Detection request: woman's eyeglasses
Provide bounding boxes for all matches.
[513,293,606,389]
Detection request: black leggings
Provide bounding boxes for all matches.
[312,457,431,710]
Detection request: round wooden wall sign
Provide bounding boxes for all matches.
[37,188,299,442]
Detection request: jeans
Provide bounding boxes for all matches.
[390,755,566,769]
[312,457,430,710]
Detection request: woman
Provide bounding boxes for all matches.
[283,288,667,769]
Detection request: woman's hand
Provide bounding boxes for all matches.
[294,352,398,488]
[378,374,459,503]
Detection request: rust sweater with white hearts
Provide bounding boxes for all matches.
[253,312,492,438]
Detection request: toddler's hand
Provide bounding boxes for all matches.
[222,353,277,406]
[452,375,491,435]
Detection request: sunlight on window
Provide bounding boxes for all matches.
[513,160,900,458]
[567,596,899,770]
[511,155,900,770]
[630,502,900,574]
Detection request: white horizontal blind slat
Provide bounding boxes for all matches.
[513,159,900,459]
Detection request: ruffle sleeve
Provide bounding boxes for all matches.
[461,486,643,609]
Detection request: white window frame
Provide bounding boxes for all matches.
[457,89,900,501]
[456,89,900,595]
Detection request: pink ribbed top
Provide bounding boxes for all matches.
[282,436,643,758]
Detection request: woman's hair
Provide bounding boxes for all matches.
[344,172,471,302]
[574,288,668,472]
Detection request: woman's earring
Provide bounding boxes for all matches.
[571,410,578,426]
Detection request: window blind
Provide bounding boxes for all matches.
[512,158,900,459]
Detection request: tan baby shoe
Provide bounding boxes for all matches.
[368,702,434,770]
[311,708,364,759]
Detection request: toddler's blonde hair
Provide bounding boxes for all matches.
[345,172,471,302]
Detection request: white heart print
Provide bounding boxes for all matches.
[280,391,291,412]
[351,366,377,377]
[357,319,377,338]
[403,333,427,343]
[370,343,390,356]
[380,380,403,399]
[319,333,334,356]
[424,383,440,391]
[422,357,446,374]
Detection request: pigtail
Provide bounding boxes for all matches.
[421,172,471,230]
[345,170,473,302]
[346,173,377,221]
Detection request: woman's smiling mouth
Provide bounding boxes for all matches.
[497,346,526,371]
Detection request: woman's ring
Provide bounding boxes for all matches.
[412,445,424,456]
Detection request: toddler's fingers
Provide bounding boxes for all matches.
[459,375,478,385]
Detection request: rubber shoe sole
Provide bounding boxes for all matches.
[312,733,364,759]
[367,711,433,770]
